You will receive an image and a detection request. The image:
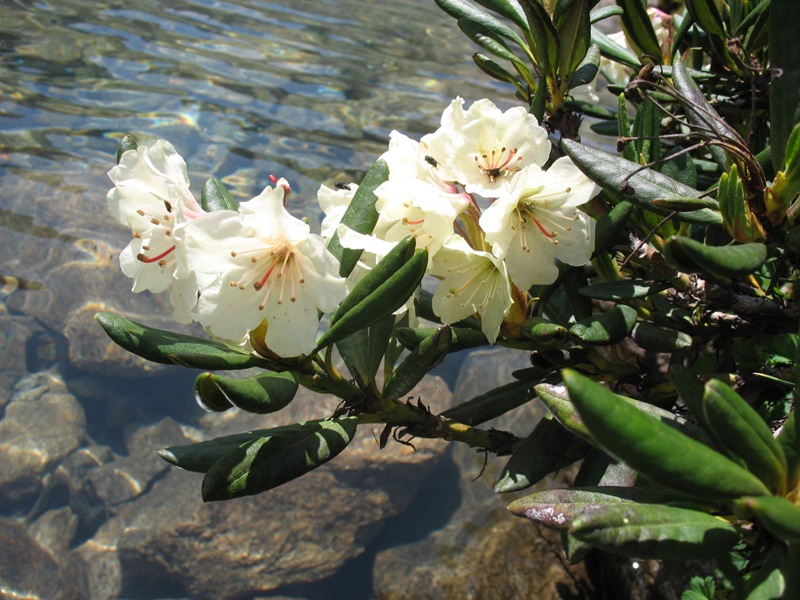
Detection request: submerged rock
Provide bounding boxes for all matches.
[0,368,86,510]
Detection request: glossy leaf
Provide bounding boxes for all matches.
[556,0,590,76]
[458,19,534,85]
[435,0,528,49]
[201,417,358,501]
[509,485,693,530]
[578,280,668,301]
[685,0,726,39]
[569,304,638,346]
[201,177,238,212]
[95,312,267,370]
[571,503,740,559]
[703,380,788,496]
[633,323,693,353]
[561,139,723,225]
[472,53,525,92]
[718,164,765,243]
[521,316,568,343]
[472,0,529,32]
[315,247,427,352]
[591,25,640,69]
[194,371,299,414]
[568,44,600,89]
[396,325,488,352]
[741,495,800,544]
[616,0,661,62]
[663,236,767,279]
[593,199,633,253]
[326,159,389,277]
[383,325,452,401]
[520,0,559,77]
[494,415,584,493]
[159,429,283,473]
[443,378,540,426]
[563,370,771,500]
[589,5,623,24]
[769,0,800,171]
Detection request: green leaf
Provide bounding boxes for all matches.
[744,544,786,600]
[682,576,716,600]
[509,485,695,530]
[201,177,238,212]
[704,380,789,495]
[593,199,633,253]
[472,0,529,33]
[591,24,640,69]
[495,415,585,493]
[740,495,800,544]
[769,0,800,172]
[571,503,740,559]
[443,378,540,426]
[193,371,299,414]
[633,323,693,353]
[671,59,737,170]
[315,244,427,352]
[472,53,526,92]
[589,5,623,24]
[116,133,138,163]
[435,0,529,49]
[396,325,488,352]
[561,139,723,225]
[569,304,638,346]
[659,146,698,190]
[326,159,389,277]
[95,312,267,370]
[568,44,600,89]
[578,280,668,301]
[383,325,452,401]
[663,237,767,279]
[200,418,358,501]
[521,316,569,343]
[685,0,727,39]
[563,370,772,500]
[520,0,559,78]
[159,429,282,473]
[556,0,590,76]
[633,97,661,164]
[777,409,799,490]
[616,0,662,62]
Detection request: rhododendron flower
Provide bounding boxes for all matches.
[182,184,347,357]
[421,97,550,197]
[374,131,471,258]
[480,157,599,289]
[430,235,513,344]
[317,181,358,240]
[107,139,204,294]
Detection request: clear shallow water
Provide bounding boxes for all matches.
[0,0,516,598]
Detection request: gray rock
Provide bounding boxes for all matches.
[0,516,84,600]
[74,376,451,599]
[28,506,79,559]
[0,368,86,509]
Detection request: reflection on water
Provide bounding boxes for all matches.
[0,1,522,598]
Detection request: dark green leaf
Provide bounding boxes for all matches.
[633,323,692,352]
[435,0,529,48]
[201,418,358,501]
[568,44,600,89]
[396,326,488,352]
[95,312,267,370]
[589,5,623,24]
[685,0,727,39]
[591,24,640,69]
[383,325,452,401]
[561,139,723,225]
[593,198,633,253]
[703,380,788,496]
[443,378,541,426]
[326,159,389,277]
[472,0,529,32]
[495,415,585,493]
[472,53,526,91]
[521,316,569,343]
[659,146,698,190]
[569,304,638,345]
[315,245,427,352]
[616,0,662,61]
[778,409,799,490]
[520,0,559,77]
[578,280,668,301]
[201,177,238,212]
[194,371,299,414]
[571,503,740,559]
[563,369,771,500]
[556,0,591,76]
[769,0,800,172]
[741,495,800,544]
[663,237,767,279]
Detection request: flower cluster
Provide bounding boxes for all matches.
[108,98,599,356]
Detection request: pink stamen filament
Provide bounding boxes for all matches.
[137,245,176,263]
[255,255,282,290]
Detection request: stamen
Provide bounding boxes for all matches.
[137,245,176,263]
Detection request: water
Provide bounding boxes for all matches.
[0,1,520,598]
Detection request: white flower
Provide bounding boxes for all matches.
[317,181,358,240]
[374,131,471,259]
[480,157,599,289]
[107,139,204,294]
[183,184,347,357]
[421,98,551,197]
[429,235,513,344]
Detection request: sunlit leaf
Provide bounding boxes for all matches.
[383,325,452,401]
[201,177,238,212]
[569,305,638,345]
[663,236,767,279]
[194,371,299,414]
[740,495,800,544]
